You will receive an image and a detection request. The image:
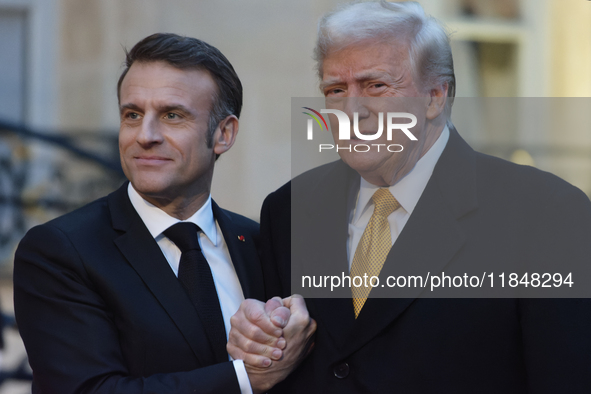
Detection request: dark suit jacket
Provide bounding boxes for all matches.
[14,182,264,394]
[261,128,591,393]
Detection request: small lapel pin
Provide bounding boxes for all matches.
[238,235,245,242]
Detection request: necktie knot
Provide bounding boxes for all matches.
[163,222,201,253]
[371,189,400,218]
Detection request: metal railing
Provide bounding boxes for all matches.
[0,120,126,269]
[0,120,126,388]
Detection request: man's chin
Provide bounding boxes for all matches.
[339,151,391,172]
[129,179,171,199]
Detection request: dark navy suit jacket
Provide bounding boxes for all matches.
[261,128,591,393]
[14,182,264,393]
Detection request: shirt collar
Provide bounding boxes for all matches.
[127,183,218,245]
[353,125,450,222]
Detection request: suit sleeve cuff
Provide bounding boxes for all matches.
[233,359,253,394]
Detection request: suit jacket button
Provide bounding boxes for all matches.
[333,362,349,379]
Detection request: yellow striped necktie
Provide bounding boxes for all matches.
[351,188,401,318]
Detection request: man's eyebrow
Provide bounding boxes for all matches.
[119,103,141,114]
[155,104,194,114]
[320,71,391,90]
[119,103,195,115]
[319,78,342,91]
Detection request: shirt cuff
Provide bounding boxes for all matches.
[233,359,253,394]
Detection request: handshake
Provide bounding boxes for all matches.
[227,296,317,393]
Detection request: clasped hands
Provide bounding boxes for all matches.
[227,295,317,393]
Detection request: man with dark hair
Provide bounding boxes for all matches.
[14,33,265,393]
[116,33,243,160]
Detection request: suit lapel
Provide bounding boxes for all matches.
[108,184,217,366]
[312,128,479,360]
[212,201,265,301]
[343,181,467,356]
[295,162,359,345]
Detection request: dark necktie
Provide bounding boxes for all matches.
[163,222,228,363]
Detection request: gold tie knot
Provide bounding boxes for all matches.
[371,189,400,218]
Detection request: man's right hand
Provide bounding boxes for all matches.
[228,295,316,394]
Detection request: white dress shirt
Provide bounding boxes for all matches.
[347,126,450,267]
[128,184,252,394]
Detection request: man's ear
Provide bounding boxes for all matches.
[213,115,239,156]
[426,82,448,120]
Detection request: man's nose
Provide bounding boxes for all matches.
[343,95,370,123]
[137,115,164,147]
